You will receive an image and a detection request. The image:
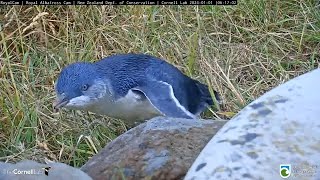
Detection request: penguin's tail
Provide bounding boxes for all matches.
[196,81,222,107]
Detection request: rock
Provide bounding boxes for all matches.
[0,160,92,180]
[81,117,227,180]
[185,69,320,180]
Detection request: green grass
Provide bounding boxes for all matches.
[0,2,319,167]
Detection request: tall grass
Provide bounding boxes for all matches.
[0,2,319,166]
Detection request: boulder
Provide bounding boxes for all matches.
[81,117,227,180]
[185,69,320,180]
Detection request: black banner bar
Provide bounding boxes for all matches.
[0,0,237,5]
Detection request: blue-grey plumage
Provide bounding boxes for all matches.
[53,54,220,125]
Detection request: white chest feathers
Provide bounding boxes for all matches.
[87,89,163,125]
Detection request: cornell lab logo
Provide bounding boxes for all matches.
[280,164,291,178]
[42,167,51,176]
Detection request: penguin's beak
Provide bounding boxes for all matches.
[53,96,69,112]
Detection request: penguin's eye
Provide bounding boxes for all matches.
[81,84,89,91]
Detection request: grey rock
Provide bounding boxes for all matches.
[185,69,320,180]
[81,117,227,180]
[0,160,92,180]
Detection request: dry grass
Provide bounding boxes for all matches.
[0,2,319,167]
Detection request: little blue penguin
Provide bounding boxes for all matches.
[53,54,220,125]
